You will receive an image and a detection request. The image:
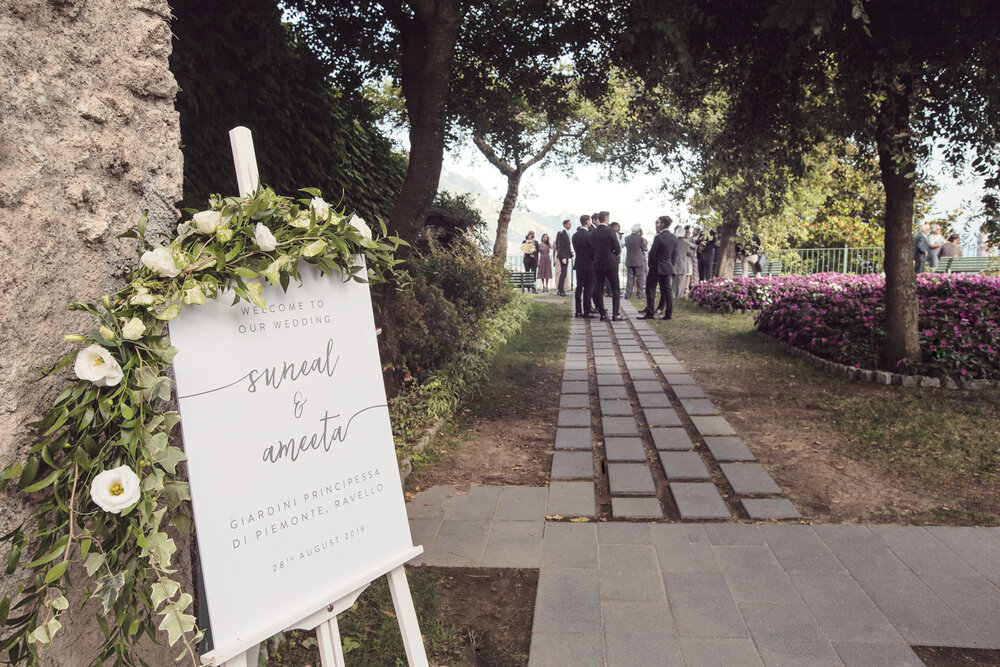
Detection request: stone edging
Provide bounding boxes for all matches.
[755,331,993,390]
[397,415,448,483]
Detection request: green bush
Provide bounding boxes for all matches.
[409,237,510,318]
[393,275,467,375]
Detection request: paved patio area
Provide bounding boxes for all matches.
[406,302,1000,665]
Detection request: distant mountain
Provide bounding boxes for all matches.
[438,167,566,251]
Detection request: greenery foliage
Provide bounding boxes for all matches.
[170,0,405,223]
[0,187,407,666]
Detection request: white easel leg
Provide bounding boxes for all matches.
[387,566,429,667]
[221,650,252,667]
[316,616,346,667]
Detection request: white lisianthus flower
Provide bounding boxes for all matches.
[254,223,277,251]
[90,465,141,514]
[192,210,223,234]
[98,326,116,342]
[351,216,372,239]
[140,247,182,278]
[74,345,124,387]
[121,317,146,340]
[310,197,330,221]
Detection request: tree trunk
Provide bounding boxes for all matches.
[715,220,739,278]
[492,169,523,262]
[876,82,920,369]
[388,0,461,246]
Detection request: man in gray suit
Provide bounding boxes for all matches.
[623,224,647,299]
[914,224,931,273]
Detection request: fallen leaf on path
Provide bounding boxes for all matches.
[569,517,590,522]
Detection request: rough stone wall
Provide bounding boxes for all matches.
[0,0,185,663]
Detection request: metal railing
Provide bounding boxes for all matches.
[767,247,885,275]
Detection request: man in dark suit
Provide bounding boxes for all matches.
[590,211,623,321]
[640,216,679,320]
[555,219,574,296]
[914,224,930,273]
[572,215,594,317]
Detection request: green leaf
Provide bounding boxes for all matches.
[84,552,105,577]
[298,187,322,197]
[0,595,9,625]
[22,469,62,493]
[43,560,68,584]
[16,457,39,491]
[25,537,68,569]
[233,267,259,279]
[150,580,179,608]
[94,572,126,614]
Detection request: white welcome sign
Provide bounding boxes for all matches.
[168,127,426,666]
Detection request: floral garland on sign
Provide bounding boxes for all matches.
[0,187,408,665]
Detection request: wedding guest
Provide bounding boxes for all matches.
[554,219,573,296]
[941,233,963,258]
[673,226,695,298]
[536,233,553,292]
[624,224,647,299]
[572,215,595,318]
[697,227,718,281]
[914,224,930,273]
[640,216,679,320]
[591,211,622,321]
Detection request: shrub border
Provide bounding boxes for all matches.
[755,331,994,390]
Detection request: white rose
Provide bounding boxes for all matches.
[192,210,223,234]
[140,247,182,278]
[254,223,277,251]
[121,317,146,340]
[74,344,124,387]
[351,216,372,239]
[90,465,141,514]
[311,197,330,221]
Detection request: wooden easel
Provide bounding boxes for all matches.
[205,127,428,667]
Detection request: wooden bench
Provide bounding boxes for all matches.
[729,260,780,277]
[929,256,997,274]
[505,271,536,291]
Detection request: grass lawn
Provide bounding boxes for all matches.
[642,297,1000,524]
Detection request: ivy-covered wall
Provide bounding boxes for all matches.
[170,0,405,223]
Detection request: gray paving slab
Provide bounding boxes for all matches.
[443,485,501,520]
[658,364,687,374]
[832,642,924,667]
[424,519,491,566]
[599,399,634,416]
[871,525,981,579]
[406,484,457,518]
[595,364,620,375]
[632,380,664,392]
[532,568,603,635]
[679,639,762,667]
[703,436,756,462]
[558,409,591,427]
[555,428,592,450]
[604,437,646,461]
[563,360,588,371]
[564,355,588,365]
[671,385,707,398]
[662,373,697,385]
[408,517,441,549]
[546,481,596,518]
[644,408,682,427]
[714,545,799,603]
[663,571,749,638]
[598,385,629,400]
[541,522,598,568]
[914,572,1000,646]
[638,392,672,408]
[691,415,737,436]
[599,544,666,601]
[607,462,657,494]
[603,601,682,666]
[596,374,625,386]
[628,369,658,380]
[704,524,765,546]
[926,526,1000,587]
[610,497,663,519]
[562,370,588,381]
[760,525,845,573]
[787,569,904,643]
[680,398,720,415]
[496,486,549,521]
[551,451,595,479]
[650,427,693,450]
[660,451,711,480]
[670,483,731,520]
[740,601,843,666]
[598,522,652,544]
[482,520,544,568]
[528,633,604,667]
[561,380,590,394]
[603,416,640,436]
[559,393,590,409]
[741,498,801,519]
[721,463,783,495]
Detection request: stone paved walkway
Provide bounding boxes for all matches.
[406,304,1000,665]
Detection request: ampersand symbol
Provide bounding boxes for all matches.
[293,391,307,419]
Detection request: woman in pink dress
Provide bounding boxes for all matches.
[536,234,553,292]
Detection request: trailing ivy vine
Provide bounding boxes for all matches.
[0,187,407,665]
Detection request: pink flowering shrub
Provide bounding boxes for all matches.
[689,277,780,312]
[748,273,1000,379]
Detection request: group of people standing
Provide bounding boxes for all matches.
[913,223,963,272]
